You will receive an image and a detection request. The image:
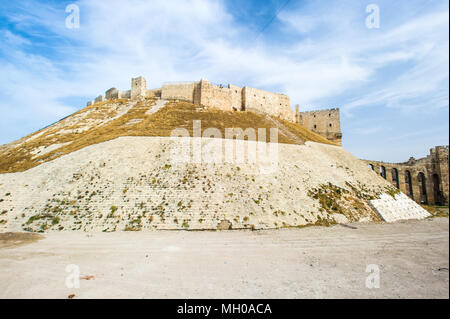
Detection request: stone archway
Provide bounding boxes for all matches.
[432,173,443,205]
[379,166,386,179]
[405,170,413,198]
[392,168,399,188]
[417,172,428,204]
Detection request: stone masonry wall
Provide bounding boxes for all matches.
[362,145,449,206]
[160,79,293,121]
[229,84,243,111]
[131,76,146,100]
[297,108,342,145]
[242,86,293,121]
[196,79,234,111]
[86,76,339,140]
[161,82,197,101]
[146,89,162,98]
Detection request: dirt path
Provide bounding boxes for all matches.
[0,218,448,298]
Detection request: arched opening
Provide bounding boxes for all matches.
[417,172,428,204]
[379,166,386,179]
[405,170,413,198]
[368,164,374,170]
[432,174,443,205]
[392,168,399,188]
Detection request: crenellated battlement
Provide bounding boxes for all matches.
[296,107,340,113]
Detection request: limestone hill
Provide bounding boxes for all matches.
[0,98,430,232]
[0,98,333,174]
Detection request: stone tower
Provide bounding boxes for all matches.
[131,76,146,100]
[297,108,342,145]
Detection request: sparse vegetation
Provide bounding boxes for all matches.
[385,186,401,199]
[0,100,334,174]
[307,183,380,222]
[422,205,449,218]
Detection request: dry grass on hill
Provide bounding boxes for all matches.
[0,99,335,173]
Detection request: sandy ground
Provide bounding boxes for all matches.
[0,218,448,299]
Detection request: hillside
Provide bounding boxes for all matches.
[0,98,334,174]
[0,98,430,232]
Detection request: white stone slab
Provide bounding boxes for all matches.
[370,192,430,222]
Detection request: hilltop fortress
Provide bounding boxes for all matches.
[87,76,343,145]
[0,75,435,234]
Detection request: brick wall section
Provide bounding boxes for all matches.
[362,145,449,206]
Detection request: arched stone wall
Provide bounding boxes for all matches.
[362,145,449,206]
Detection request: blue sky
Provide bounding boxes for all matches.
[0,0,448,162]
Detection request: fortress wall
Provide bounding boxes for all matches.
[278,95,294,121]
[362,145,449,206]
[105,88,119,100]
[118,90,131,99]
[161,82,197,101]
[197,80,233,111]
[94,95,105,103]
[298,109,342,145]
[435,146,449,204]
[242,87,293,121]
[229,84,243,111]
[146,89,162,98]
[86,77,344,144]
[131,77,147,100]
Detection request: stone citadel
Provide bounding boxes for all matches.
[87,76,343,145]
[86,77,449,208]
